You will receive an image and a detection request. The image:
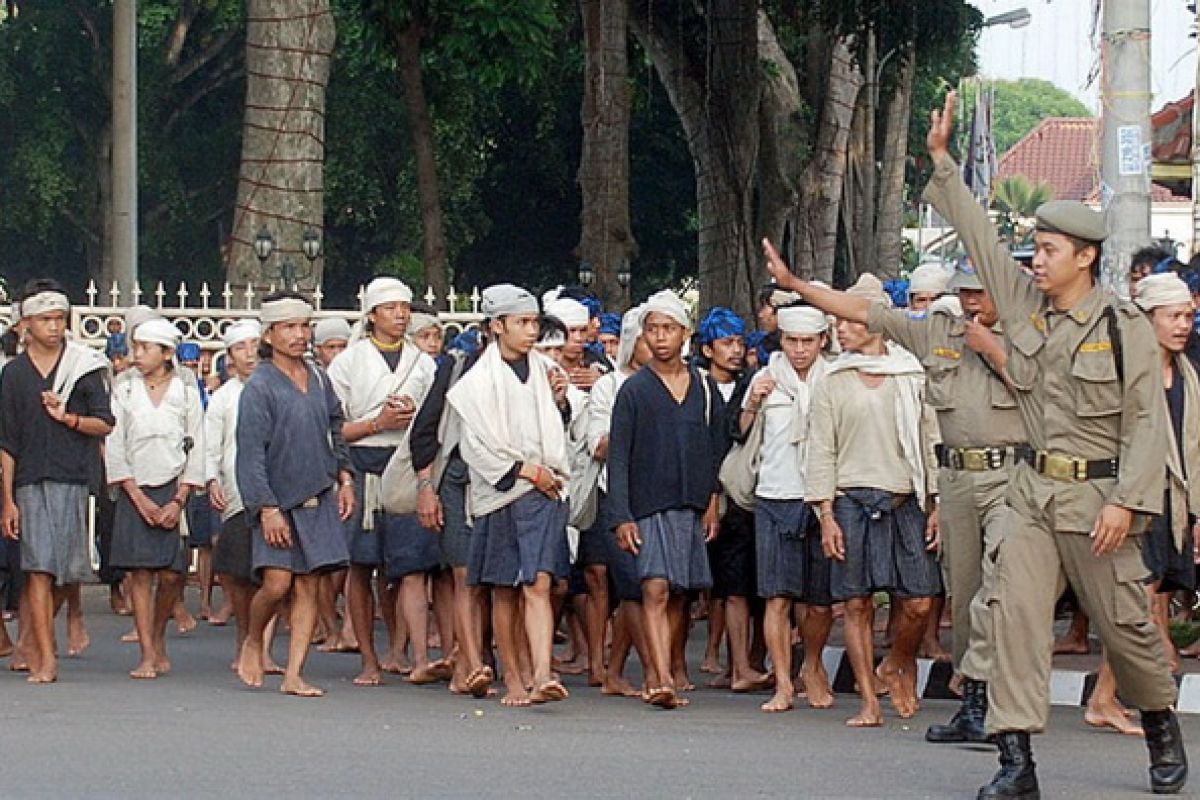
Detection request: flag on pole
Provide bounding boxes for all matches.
[963,85,997,207]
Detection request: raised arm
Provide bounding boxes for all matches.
[762,239,871,324]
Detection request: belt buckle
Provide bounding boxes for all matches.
[302,497,320,509]
[961,449,988,471]
[1041,453,1081,482]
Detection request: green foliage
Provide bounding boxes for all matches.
[961,78,1091,155]
[991,174,1054,241]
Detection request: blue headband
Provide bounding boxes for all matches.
[451,328,480,356]
[105,333,128,358]
[1153,256,1176,275]
[698,307,746,346]
[745,330,769,364]
[883,279,910,308]
[177,342,201,362]
[580,295,602,318]
[598,312,621,336]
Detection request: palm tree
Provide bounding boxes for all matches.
[991,175,1054,242]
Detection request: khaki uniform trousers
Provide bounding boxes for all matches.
[987,479,1177,734]
[938,465,1013,681]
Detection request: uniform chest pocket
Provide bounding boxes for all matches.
[921,349,961,410]
[1071,348,1121,417]
[989,376,1017,409]
[1005,321,1043,391]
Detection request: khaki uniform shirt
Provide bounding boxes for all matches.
[868,305,1025,449]
[924,158,1165,532]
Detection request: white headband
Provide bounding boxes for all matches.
[133,318,181,349]
[1135,273,1194,312]
[313,317,352,345]
[221,320,261,349]
[363,277,413,313]
[20,291,70,320]
[260,297,313,325]
[616,305,643,370]
[846,273,893,308]
[536,331,566,349]
[545,298,590,328]
[408,312,440,335]
[777,306,828,334]
[640,290,690,330]
[482,284,539,318]
[769,289,802,308]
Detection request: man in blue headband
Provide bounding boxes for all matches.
[597,312,622,361]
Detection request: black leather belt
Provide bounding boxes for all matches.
[935,444,1033,471]
[1015,449,1120,482]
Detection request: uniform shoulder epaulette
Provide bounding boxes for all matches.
[1111,298,1141,319]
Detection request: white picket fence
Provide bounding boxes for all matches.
[12,280,485,349]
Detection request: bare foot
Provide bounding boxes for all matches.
[129,661,158,680]
[800,664,834,709]
[317,634,358,654]
[462,666,494,698]
[1085,703,1145,736]
[761,688,795,712]
[500,689,531,707]
[918,640,951,663]
[198,606,212,621]
[407,663,444,685]
[699,657,723,675]
[1180,642,1200,658]
[281,678,325,697]
[645,685,678,709]
[530,679,569,704]
[731,671,775,693]
[601,675,641,698]
[0,637,13,659]
[237,641,265,688]
[9,654,29,672]
[1052,635,1090,656]
[67,617,90,657]
[846,700,883,727]
[209,609,232,627]
[27,668,58,684]
[553,657,587,676]
[380,656,412,675]
[353,666,384,686]
[263,659,285,676]
[175,612,197,635]
[121,628,139,644]
[878,661,919,718]
[154,655,171,675]
[707,673,732,689]
[672,672,695,692]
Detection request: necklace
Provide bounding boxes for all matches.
[370,335,404,352]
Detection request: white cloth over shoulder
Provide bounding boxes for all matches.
[53,341,111,405]
[106,370,205,489]
[447,346,569,517]
[327,340,436,449]
[205,377,246,520]
[747,352,828,500]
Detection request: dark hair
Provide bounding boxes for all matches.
[1131,246,1172,274]
[538,314,567,344]
[17,277,67,303]
[409,301,437,316]
[1063,235,1102,277]
[0,328,17,358]
[757,283,779,308]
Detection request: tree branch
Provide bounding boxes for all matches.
[164,56,244,133]
[170,28,238,86]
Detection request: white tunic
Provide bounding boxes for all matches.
[204,377,245,520]
[327,339,437,449]
[106,371,205,489]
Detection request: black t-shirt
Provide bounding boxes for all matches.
[0,351,115,488]
[1167,361,1186,471]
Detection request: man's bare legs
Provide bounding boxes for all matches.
[126,569,179,679]
[1054,607,1091,654]
[602,600,648,696]
[524,573,567,703]
[583,564,611,686]
[843,596,881,726]
[491,587,528,705]
[24,572,57,682]
[197,548,215,619]
[700,594,725,674]
[761,598,795,711]
[450,568,490,696]
[400,572,444,683]
[379,579,409,673]
[346,564,382,685]
[799,604,834,708]
[238,568,290,688]
[221,574,254,668]
[64,583,89,656]
[0,605,12,657]
[877,596,931,718]
[725,595,771,692]
[431,570,456,677]
[279,574,323,696]
[9,580,31,671]
[1085,652,1143,735]
[919,595,950,661]
[640,578,682,707]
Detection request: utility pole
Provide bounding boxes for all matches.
[1191,0,1200,257]
[1099,0,1152,296]
[112,0,138,298]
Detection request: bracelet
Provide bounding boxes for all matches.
[369,418,381,435]
[68,414,80,430]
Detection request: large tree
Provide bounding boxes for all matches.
[226,0,335,291]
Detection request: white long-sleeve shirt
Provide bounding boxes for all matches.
[106,371,205,489]
[205,377,245,520]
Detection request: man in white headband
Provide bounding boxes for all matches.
[312,317,352,368]
[736,303,836,713]
[107,315,205,680]
[546,296,604,391]
[908,264,950,312]
[609,288,724,709]
[0,279,114,683]
[235,292,355,697]
[446,282,573,706]
[328,276,443,687]
[1133,273,1200,669]
[407,302,444,358]
[204,319,269,663]
[765,240,1027,740]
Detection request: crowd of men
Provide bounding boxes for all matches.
[0,91,1194,798]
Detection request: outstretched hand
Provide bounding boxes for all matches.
[927,91,957,166]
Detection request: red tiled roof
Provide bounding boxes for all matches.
[996,117,1186,203]
[1151,90,1193,163]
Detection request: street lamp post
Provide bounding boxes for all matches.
[253,227,318,290]
[577,261,595,288]
[617,260,631,308]
[982,8,1032,29]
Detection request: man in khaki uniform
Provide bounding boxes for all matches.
[761,249,1025,746]
[922,92,1186,799]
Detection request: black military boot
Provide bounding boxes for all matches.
[926,679,990,744]
[1142,708,1188,794]
[977,731,1039,800]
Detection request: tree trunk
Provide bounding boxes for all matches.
[629,0,760,316]
[874,49,916,278]
[755,10,805,272]
[576,0,636,310]
[95,122,114,290]
[845,32,875,280]
[794,37,860,284]
[226,0,334,292]
[395,20,450,307]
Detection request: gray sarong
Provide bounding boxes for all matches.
[252,486,349,577]
[830,488,941,601]
[635,508,713,593]
[755,498,832,604]
[110,481,187,573]
[467,491,569,587]
[16,481,93,585]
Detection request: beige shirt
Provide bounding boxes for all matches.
[805,372,917,501]
[868,305,1026,449]
[924,158,1166,530]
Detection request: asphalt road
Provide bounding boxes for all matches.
[1,586,1196,800]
